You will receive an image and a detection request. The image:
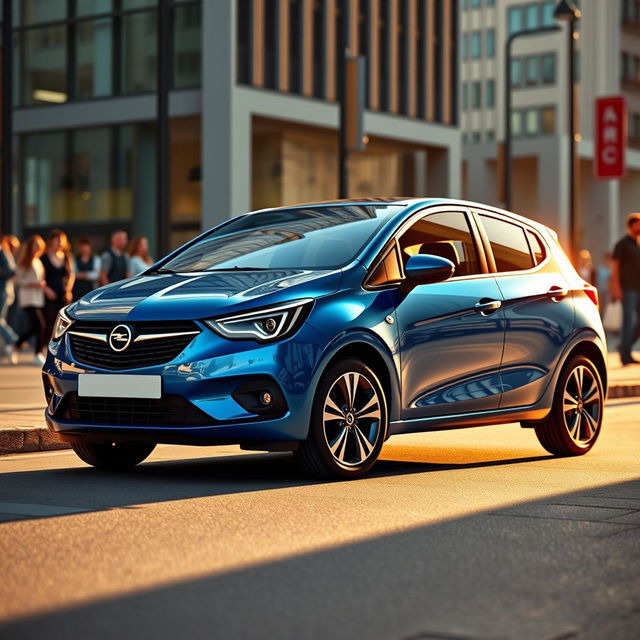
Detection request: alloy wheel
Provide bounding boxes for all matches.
[562,365,603,448]
[322,372,382,467]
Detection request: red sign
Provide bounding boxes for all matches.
[595,96,627,180]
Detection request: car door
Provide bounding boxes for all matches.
[390,209,506,421]
[474,211,575,409]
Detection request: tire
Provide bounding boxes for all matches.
[295,358,388,479]
[71,441,156,469]
[534,355,604,456]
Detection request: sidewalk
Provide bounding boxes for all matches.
[1,345,639,455]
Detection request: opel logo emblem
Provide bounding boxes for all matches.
[109,324,133,352]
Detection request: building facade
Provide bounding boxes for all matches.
[2,0,461,255]
[460,0,640,263]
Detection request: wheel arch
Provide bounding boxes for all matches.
[319,339,401,424]
[562,339,608,393]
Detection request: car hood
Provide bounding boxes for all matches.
[71,269,342,321]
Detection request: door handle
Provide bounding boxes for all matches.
[474,299,502,315]
[547,286,569,302]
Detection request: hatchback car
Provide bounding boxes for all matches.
[43,199,607,479]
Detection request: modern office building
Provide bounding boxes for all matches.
[460,0,640,262]
[1,0,461,255]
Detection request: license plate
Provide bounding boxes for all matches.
[78,374,162,399]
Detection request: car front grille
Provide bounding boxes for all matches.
[68,320,200,370]
[58,393,212,427]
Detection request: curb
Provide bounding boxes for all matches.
[0,427,70,455]
[1,382,639,456]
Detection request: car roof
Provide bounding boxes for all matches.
[251,197,555,237]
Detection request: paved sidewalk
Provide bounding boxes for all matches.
[1,345,639,455]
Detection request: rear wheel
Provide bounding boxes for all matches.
[534,355,604,456]
[71,442,156,469]
[296,359,388,479]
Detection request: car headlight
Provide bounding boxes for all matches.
[205,299,313,342]
[52,305,74,340]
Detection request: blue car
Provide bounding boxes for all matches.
[43,199,607,479]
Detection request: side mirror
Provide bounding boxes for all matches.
[402,254,455,291]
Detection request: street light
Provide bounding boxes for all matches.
[554,0,581,260]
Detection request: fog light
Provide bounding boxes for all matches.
[261,392,272,406]
[264,317,278,333]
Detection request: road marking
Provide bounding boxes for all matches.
[0,502,89,517]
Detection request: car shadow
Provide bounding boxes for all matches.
[0,444,553,524]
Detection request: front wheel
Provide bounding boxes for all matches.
[71,441,156,469]
[534,355,604,456]
[295,359,388,479]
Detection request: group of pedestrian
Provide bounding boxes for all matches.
[0,229,153,365]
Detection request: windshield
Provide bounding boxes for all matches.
[161,205,404,272]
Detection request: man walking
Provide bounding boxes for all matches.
[99,230,131,286]
[611,213,640,366]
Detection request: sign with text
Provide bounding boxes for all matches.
[595,96,627,180]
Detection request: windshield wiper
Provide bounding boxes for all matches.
[208,266,271,272]
[149,267,178,274]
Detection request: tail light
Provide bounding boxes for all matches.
[583,284,599,309]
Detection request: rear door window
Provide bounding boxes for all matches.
[479,215,534,272]
[526,230,546,265]
[398,211,481,277]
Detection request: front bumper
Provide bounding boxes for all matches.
[43,321,328,445]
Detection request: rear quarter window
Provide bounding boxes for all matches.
[479,215,534,272]
[526,230,546,265]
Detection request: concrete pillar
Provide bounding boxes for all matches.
[201,0,251,230]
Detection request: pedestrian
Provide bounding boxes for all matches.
[14,235,47,365]
[0,234,19,364]
[577,249,595,284]
[72,236,101,300]
[596,252,613,319]
[128,236,153,276]
[99,229,130,286]
[611,212,640,366]
[41,229,75,344]
[3,235,21,332]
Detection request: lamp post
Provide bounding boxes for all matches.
[503,25,561,211]
[554,0,581,260]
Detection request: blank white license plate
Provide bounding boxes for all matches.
[78,374,162,399]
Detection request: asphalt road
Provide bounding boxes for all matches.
[0,398,639,640]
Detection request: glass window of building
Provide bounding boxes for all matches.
[173,2,202,88]
[462,33,469,60]
[121,11,157,93]
[23,132,69,227]
[487,0,495,5]
[75,19,113,99]
[510,58,523,87]
[462,82,468,110]
[486,79,495,108]
[471,32,481,59]
[76,0,113,15]
[525,4,540,29]
[122,0,156,8]
[486,29,495,58]
[471,0,481,8]
[471,81,481,109]
[541,107,555,134]
[526,57,539,86]
[17,0,66,25]
[486,130,495,141]
[525,109,539,136]
[541,53,556,84]
[23,26,68,105]
[237,0,251,84]
[471,131,481,143]
[508,7,523,34]
[542,1,556,27]
[70,128,113,222]
[511,111,523,136]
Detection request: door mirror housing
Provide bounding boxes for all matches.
[402,254,455,291]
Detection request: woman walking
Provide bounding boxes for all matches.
[72,236,100,300]
[14,235,47,365]
[128,236,153,276]
[0,235,18,364]
[41,229,74,343]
